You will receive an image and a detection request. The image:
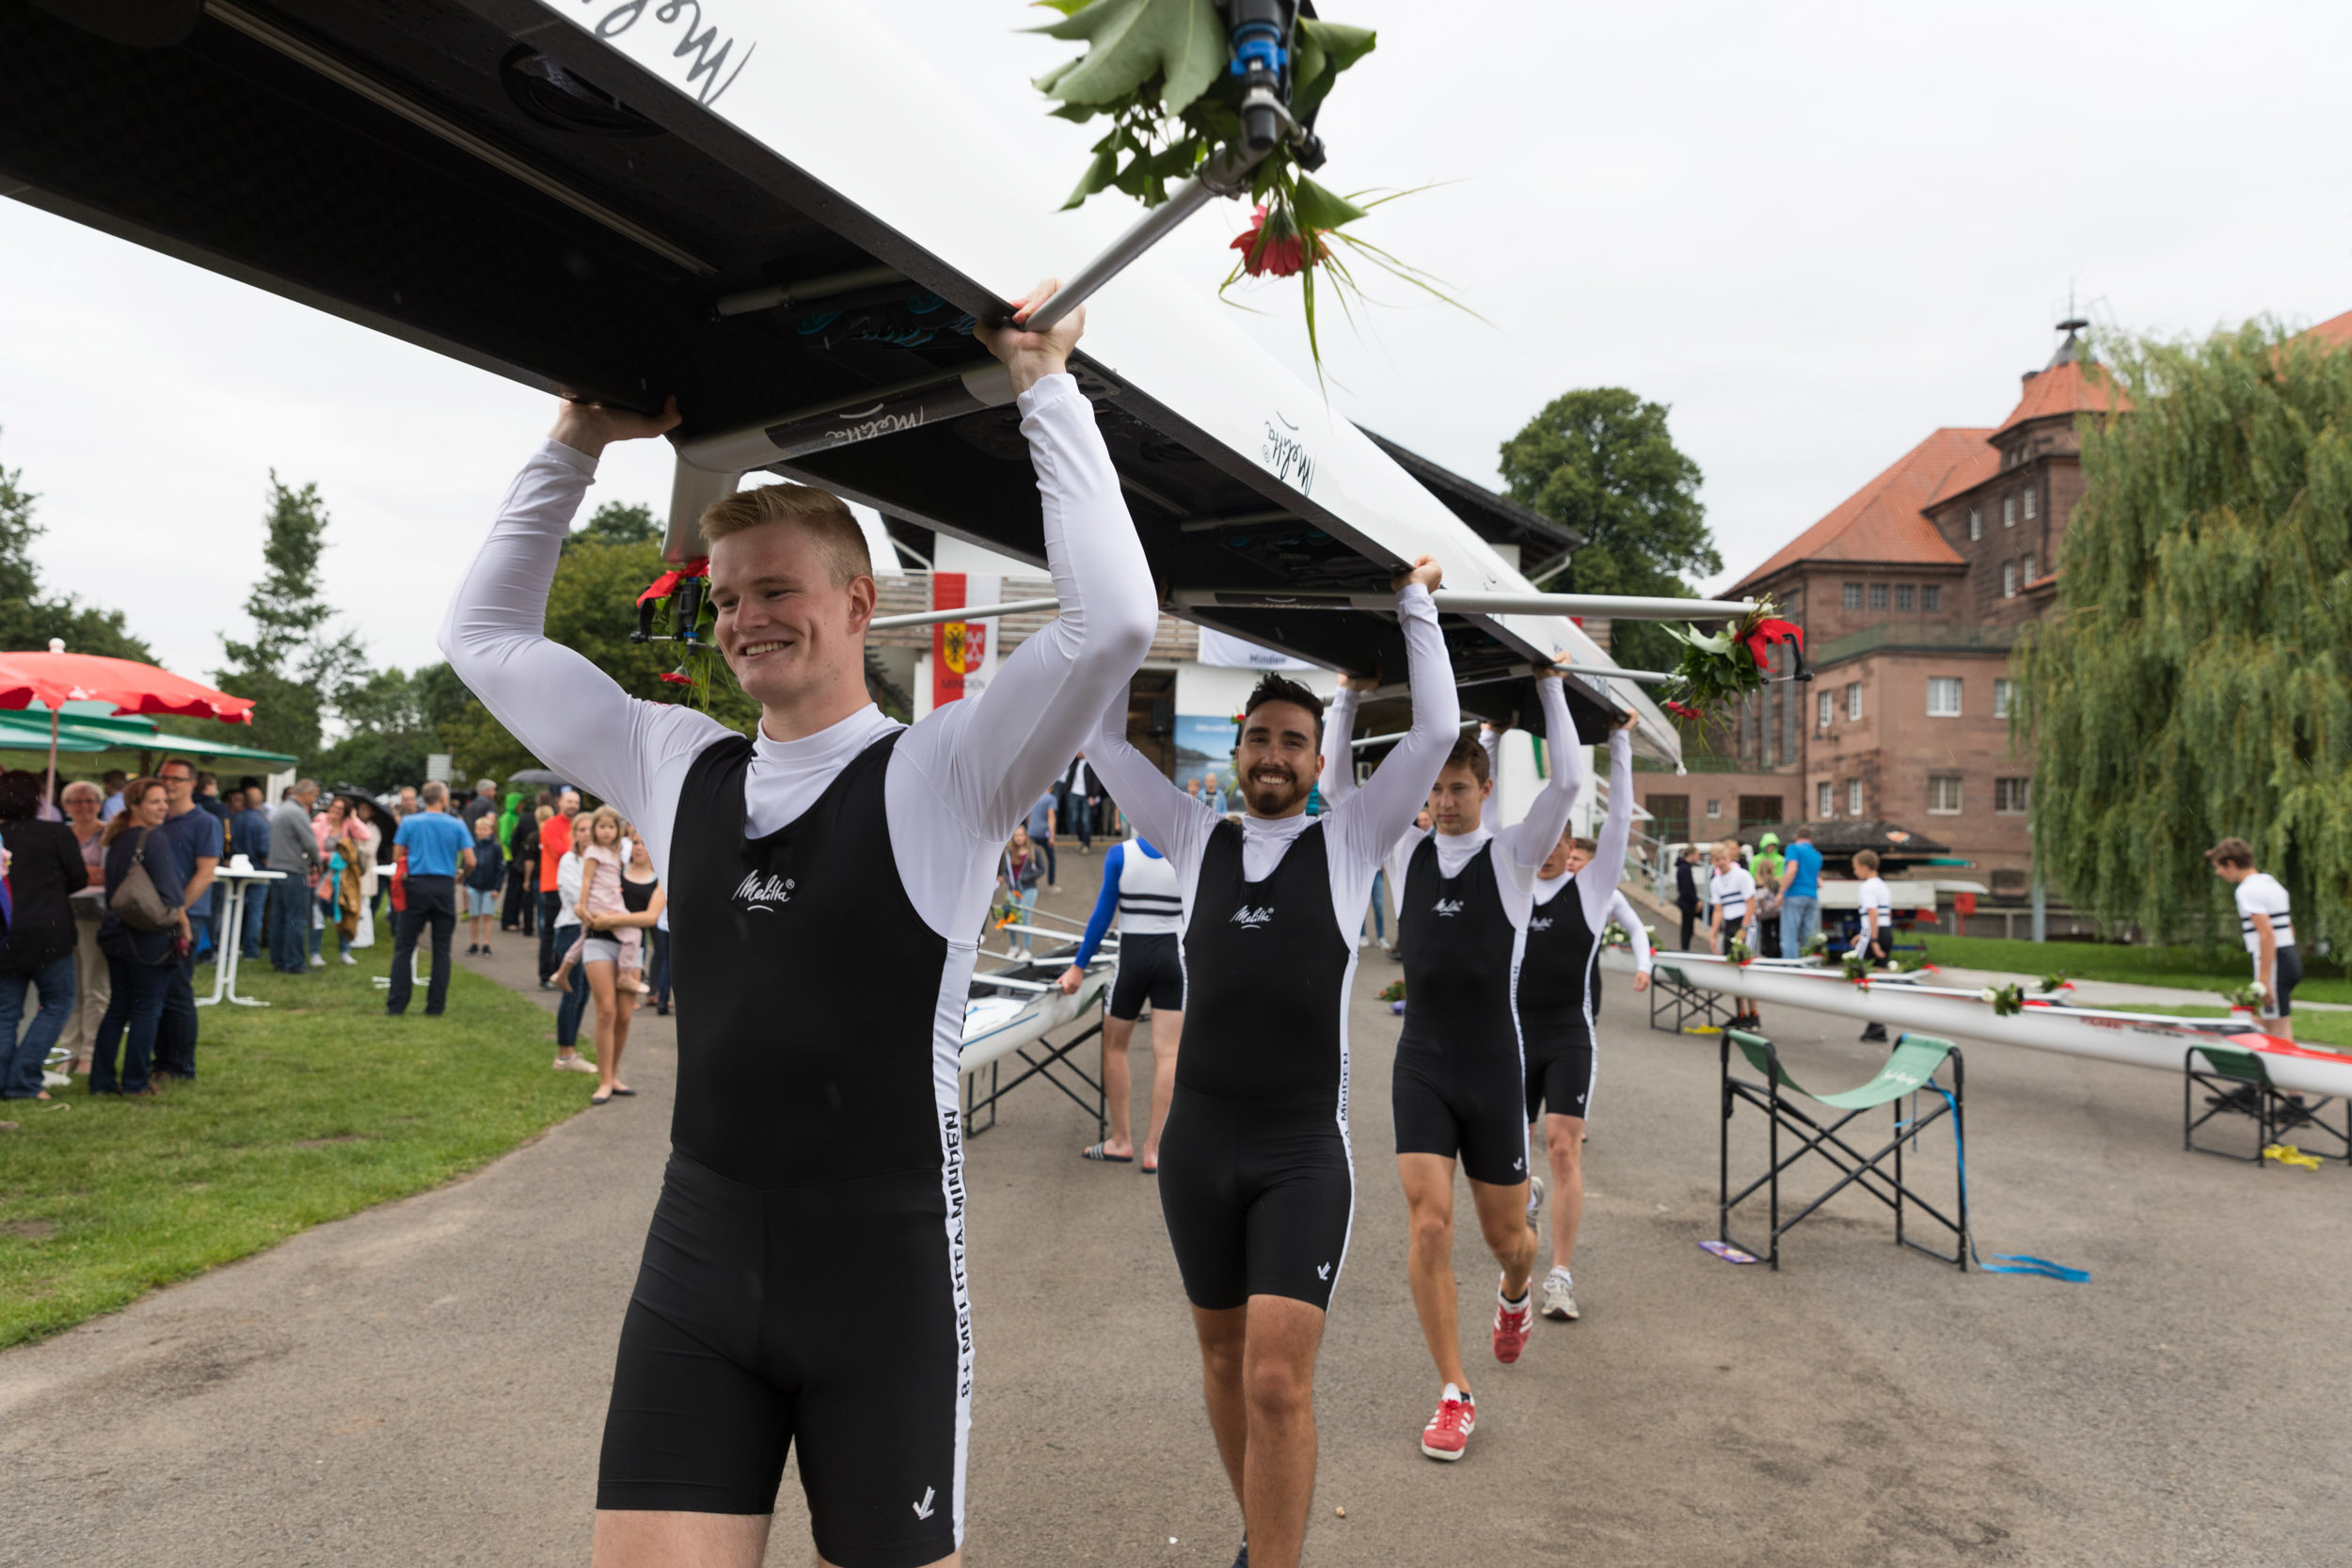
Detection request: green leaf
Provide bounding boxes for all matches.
[1291,175,1369,232]
[1060,144,1122,210]
[1027,0,1225,112]
[1292,19,1376,121]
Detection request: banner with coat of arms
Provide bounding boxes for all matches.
[930,572,1001,710]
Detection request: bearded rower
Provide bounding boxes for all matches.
[1082,560,1456,1568]
[441,281,1154,1568]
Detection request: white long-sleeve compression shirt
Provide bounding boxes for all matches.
[1604,888,1654,973]
[1083,583,1457,942]
[438,372,1157,942]
[1322,673,1579,931]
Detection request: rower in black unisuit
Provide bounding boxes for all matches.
[441,305,1156,1567]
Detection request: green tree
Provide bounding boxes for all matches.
[312,663,474,791]
[0,437,155,662]
[1496,388,1718,673]
[2019,321,2352,946]
[214,475,369,761]
[566,499,660,552]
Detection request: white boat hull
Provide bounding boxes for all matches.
[961,970,1109,1077]
[1621,950,2352,1099]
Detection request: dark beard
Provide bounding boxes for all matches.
[1244,769,1308,816]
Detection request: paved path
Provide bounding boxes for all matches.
[3,846,2347,1565]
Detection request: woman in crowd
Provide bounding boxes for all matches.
[344,795,393,942]
[90,777,186,1096]
[564,808,644,1105]
[1001,822,1043,955]
[310,795,364,966]
[0,769,87,1101]
[56,779,110,1075]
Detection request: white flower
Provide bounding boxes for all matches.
[2249,981,2268,999]
[1979,987,1998,1004]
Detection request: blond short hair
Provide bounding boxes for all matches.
[700,483,871,588]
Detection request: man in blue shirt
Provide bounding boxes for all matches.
[1777,825,1824,958]
[1026,789,1058,893]
[388,781,476,1017]
[228,781,275,961]
[152,758,223,1079]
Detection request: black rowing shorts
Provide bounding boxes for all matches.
[2265,945,2303,1019]
[1158,1085,1353,1312]
[1522,1018,1596,1123]
[598,1153,965,1568]
[1391,1039,1533,1187]
[1109,931,1184,1022]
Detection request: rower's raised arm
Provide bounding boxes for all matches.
[900,286,1156,842]
[1496,676,1585,872]
[1087,694,1216,880]
[1578,720,1640,928]
[1317,681,1361,809]
[1330,570,1458,868]
[438,412,724,844]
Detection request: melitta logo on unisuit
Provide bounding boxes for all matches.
[1230,905,1275,929]
[1433,898,1465,918]
[1530,916,1552,932]
[734,871,793,911]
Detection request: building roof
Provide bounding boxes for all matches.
[1992,357,2126,440]
[2304,309,2352,352]
[1729,428,1987,593]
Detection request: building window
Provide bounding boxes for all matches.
[1705,799,1722,819]
[1842,582,1863,610]
[1968,507,1982,541]
[1848,779,1865,816]
[1995,777,2031,815]
[2002,562,2017,598]
[1817,782,1835,817]
[1867,582,1888,610]
[1895,584,1915,611]
[2003,495,2017,528]
[1846,681,1863,720]
[2024,488,2038,521]
[1993,678,2014,719]
[2024,553,2037,584]
[1929,775,1963,815]
[1739,796,1784,831]
[1817,690,1834,727]
[1922,585,1942,611]
[1928,677,1963,717]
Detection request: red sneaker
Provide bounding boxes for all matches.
[1493,1292,1534,1364]
[1420,1386,1476,1462]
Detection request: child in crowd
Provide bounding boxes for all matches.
[1000,823,1042,955]
[549,809,636,988]
[1709,839,1761,1030]
[465,812,505,957]
[1852,848,1893,1041]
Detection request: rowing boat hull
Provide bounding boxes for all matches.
[1616,950,2352,1099]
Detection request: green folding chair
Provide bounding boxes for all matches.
[2185,1044,2350,1165]
[1720,1029,1967,1271]
[1651,962,1733,1036]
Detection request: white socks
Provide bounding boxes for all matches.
[1547,1265,1573,1288]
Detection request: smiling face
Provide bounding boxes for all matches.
[1425,762,1491,837]
[131,783,169,827]
[1235,699,1322,818]
[707,521,876,713]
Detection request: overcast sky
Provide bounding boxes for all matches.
[3,0,2348,685]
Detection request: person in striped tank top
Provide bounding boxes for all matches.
[2207,837,2300,1038]
[1059,831,1186,1168]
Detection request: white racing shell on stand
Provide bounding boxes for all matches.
[1620,951,2352,1099]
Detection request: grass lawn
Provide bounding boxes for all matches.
[0,959,585,1347]
[1916,933,2352,1005]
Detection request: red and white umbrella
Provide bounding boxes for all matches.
[0,641,257,807]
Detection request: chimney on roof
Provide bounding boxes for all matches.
[2048,317,2090,369]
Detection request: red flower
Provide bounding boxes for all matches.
[659,670,692,687]
[1231,206,1325,278]
[637,556,709,608]
[1663,699,1704,721]
[1740,616,1804,672]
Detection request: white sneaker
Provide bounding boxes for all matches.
[552,1054,598,1073]
[340,953,358,966]
[1526,1174,1547,1225]
[1540,1269,1580,1322]
[308,954,326,968]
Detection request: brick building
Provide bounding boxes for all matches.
[1644,322,2122,903]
